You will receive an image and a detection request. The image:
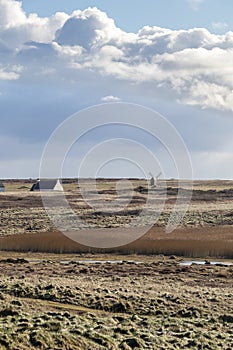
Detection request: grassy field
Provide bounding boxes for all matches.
[0,178,233,257]
[0,253,232,349]
[0,179,233,349]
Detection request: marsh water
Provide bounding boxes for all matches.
[26,258,233,266]
[180,260,233,266]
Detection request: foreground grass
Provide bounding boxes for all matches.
[0,254,232,349]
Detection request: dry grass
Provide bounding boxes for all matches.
[1,178,233,350]
[0,253,232,349]
[1,178,233,258]
[0,226,232,258]
[2,178,233,192]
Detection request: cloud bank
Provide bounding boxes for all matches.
[0,0,233,112]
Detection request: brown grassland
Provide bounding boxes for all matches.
[0,178,233,257]
[0,179,232,349]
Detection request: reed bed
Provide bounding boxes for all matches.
[0,226,232,258]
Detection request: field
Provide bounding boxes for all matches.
[0,179,232,349]
[0,178,233,257]
[0,252,232,349]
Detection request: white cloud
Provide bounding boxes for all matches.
[0,64,22,80]
[101,95,120,102]
[0,0,68,49]
[0,0,26,27]
[0,1,233,112]
[178,81,233,111]
[55,7,123,49]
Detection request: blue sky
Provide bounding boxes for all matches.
[21,0,233,34]
[0,0,233,179]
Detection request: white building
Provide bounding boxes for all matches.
[30,179,63,191]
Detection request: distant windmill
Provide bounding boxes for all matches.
[149,172,162,188]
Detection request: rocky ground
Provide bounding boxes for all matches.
[0,253,232,350]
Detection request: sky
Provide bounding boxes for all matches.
[0,0,233,179]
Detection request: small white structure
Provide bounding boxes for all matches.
[30,179,63,192]
[0,182,4,192]
[149,172,162,188]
